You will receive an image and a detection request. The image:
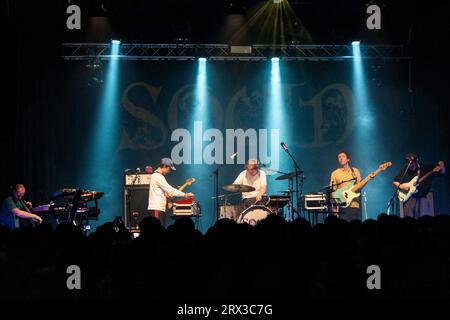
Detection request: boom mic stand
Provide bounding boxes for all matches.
[210,164,226,222]
[280,142,302,222]
[262,165,295,220]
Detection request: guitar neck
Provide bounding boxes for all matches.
[352,168,382,192]
[178,181,192,192]
[417,168,437,184]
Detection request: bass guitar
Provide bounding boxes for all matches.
[332,161,392,208]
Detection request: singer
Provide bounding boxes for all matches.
[329,151,362,221]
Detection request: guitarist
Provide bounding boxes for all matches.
[147,158,194,227]
[393,153,445,218]
[0,184,42,229]
[329,151,362,221]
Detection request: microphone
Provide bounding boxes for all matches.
[280,142,288,152]
[230,152,239,159]
[136,168,141,173]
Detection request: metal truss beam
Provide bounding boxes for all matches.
[62,43,411,61]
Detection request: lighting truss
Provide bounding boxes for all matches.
[62,43,411,61]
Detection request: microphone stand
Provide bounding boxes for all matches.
[327,177,358,191]
[386,160,413,216]
[210,164,226,222]
[282,148,302,222]
[262,165,294,220]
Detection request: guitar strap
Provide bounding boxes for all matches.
[350,166,357,183]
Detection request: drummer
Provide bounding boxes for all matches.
[232,159,267,209]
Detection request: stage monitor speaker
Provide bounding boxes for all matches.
[123,186,149,229]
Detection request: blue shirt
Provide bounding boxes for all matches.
[0,196,23,229]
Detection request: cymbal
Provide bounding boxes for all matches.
[275,171,302,180]
[223,184,256,193]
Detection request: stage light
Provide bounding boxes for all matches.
[351,36,386,220]
[111,39,121,44]
[81,36,122,227]
[266,53,286,213]
[198,57,207,62]
[273,0,283,3]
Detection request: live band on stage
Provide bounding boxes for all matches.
[134,145,445,228]
[0,143,446,230]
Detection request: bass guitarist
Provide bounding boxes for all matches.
[393,153,445,218]
[329,151,363,222]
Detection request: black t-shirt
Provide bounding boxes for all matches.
[394,163,440,198]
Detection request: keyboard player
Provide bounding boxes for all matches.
[0,184,42,229]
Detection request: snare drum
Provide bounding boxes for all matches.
[237,205,273,226]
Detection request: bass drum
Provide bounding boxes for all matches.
[237,205,273,226]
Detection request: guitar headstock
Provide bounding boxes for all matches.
[185,178,196,185]
[379,161,392,171]
[433,161,445,173]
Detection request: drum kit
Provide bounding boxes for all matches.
[218,170,295,226]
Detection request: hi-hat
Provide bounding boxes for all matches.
[223,184,256,193]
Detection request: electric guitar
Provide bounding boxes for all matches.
[397,162,444,203]
[332,161,392,208]
[166,178,196,210]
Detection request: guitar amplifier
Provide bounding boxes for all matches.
[124,173,152,186]
[123,186,149,228]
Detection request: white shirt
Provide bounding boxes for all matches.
[147,172,186,212]
[233,170,267,199]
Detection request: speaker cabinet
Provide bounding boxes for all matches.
[123,186,149,229]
